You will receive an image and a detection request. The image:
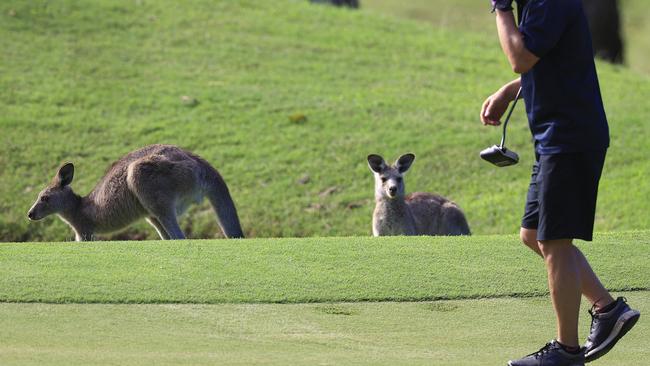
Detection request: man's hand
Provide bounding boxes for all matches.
[491,0,514,12]
[480,79,521,126]
[481,78,521,126]
[480,92,510,126]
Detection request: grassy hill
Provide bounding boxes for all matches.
[364,0,650,75]
[1,0,649,242]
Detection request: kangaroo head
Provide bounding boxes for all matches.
[27,163,78,221]
[367,153,415,200]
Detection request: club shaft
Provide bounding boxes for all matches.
[500,87,523,149]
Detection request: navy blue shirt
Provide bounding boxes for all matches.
[518,0,609,154]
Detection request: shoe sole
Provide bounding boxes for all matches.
[584,309,640,363]
[508,360,584,366]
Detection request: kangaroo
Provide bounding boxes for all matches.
[367,153,471,236]
[27,144,244,241]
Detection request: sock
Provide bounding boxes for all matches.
[557,341,581,354]
[597,298,619,314]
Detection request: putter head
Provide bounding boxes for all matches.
[480,145,519,167]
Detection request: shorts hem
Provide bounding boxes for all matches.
[537,233,594,242]
[521,221,538,230]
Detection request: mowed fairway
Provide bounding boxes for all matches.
[1,294,648,365]
[1,232,649,364]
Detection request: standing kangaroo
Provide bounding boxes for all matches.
[367,153,471,236]
[27,144,244,241]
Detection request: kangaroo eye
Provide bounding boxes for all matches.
[380,177,387,183]
[40,196,49,203]
[396,177,402,183]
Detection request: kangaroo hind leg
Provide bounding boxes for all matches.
[146,217,170,240]
[156,212,186,240]
[442,204,471,236]
[127,155,193,240]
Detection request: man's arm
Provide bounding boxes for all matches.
[480,78,521,126]
[496,10,539,74]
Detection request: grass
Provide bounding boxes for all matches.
[1,231,648,304]
[1,233,647,364]
[1,292,647,365]
[1,0,649,242]
[2,2,647,364]
[363,0,650,75]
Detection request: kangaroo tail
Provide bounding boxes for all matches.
[203,166,245,238]
[442,203,471,236]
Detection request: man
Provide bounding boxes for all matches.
[480,0,640,365]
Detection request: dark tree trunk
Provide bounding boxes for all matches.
[582,0,624,64]
[310,0,360,9]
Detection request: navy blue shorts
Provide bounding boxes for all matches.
[521,150,607,242]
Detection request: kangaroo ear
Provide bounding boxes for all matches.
[367,154,386,174]
[56,163,75,187]
[395,153,415,173]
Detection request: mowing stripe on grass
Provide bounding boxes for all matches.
[1,292,648,365]
[1,231,648,304]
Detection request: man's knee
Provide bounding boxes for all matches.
[538,239,574,258]
[520,228,538,247]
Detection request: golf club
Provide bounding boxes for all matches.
[479,87,522,167]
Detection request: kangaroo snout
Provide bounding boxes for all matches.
[387,185,398,197]
[27,204,45,221]
[27,209,39,221]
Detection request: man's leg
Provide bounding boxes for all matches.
[538,239,582,348]
[520,227,542,255]
[508,236,587,366]
[510,152,638,365]
[520,228,614,309]
[574,247,614,310]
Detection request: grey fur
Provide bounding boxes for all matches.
[367,153,471,236]
[27,144,244,241]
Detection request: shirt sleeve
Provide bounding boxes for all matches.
[519,0,573,58]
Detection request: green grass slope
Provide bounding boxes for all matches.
[364,0,650,75]
[1,232,648,304]
[1,0,649,241]
[1,293,648,365]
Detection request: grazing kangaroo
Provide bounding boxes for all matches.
[27,144,244,241]
[367,153,471,236]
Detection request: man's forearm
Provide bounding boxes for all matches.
[496,10,538,74]
[499,78,522,101]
